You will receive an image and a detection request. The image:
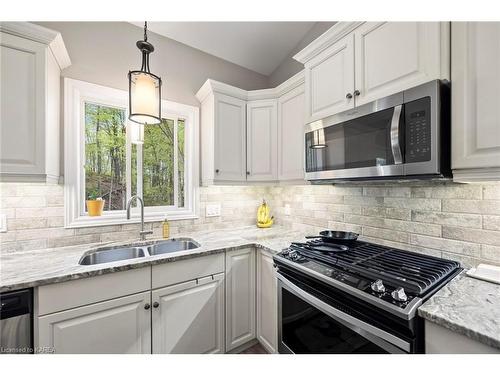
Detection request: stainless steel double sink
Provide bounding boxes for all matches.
[79,238,200,266]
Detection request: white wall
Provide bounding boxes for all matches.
[268,22,336,87]
[37,22,269,107]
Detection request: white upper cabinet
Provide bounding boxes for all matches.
[196,72,306,185]
[38,292,151,354]
[305,34,355,122]
[452,22,500,182]
[278,84,305,181]
[0,22,70,183]
[247,99,278,181]
[295,22,449,122]
[152,274,225,354]
[354,22,446,106]
[214,93,247,182]
[197,82,247,185]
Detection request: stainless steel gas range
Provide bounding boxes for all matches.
[273,239,461,354]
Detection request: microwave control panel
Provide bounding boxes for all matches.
[405,97,431,163]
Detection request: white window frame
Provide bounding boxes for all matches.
[64,78,199,228]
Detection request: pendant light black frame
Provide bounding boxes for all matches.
[128,22,162,125]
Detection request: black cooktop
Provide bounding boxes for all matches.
[275,239,461,311]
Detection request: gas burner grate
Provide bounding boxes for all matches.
[290,242,460,296]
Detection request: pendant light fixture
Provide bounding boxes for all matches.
[128,22,162,128]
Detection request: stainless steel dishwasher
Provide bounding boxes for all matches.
[0,289,33,354]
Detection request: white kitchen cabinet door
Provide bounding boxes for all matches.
[214,93,247,182]
[225,247,256,351]
[278,84,305,181]
[354,22,447,106]
[256,250,277,353]
[37,292,151,354]
[451,22,500,182]
[1,32,46,179]
[304,33,355,122]
[246,99,278,181]
[152,274,224,354]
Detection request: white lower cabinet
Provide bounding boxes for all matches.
[225,247,256,351]
[36,249,279,354]
[38,291,151,354]
[256,250,278,353]
[152,273,225,354]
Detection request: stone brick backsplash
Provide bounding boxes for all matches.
[1,181,500,269]
[267,181,500,268]
[0,183,268,253]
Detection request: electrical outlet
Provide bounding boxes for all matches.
[284,204,291,216]
[206,203,221,217]
[0,214,7,232]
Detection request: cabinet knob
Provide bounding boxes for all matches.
[246,171,250,175]
[153,302,159,308]
[354,90,361,96]
[144,303,151,310]
[215,169,220,174]
[346,93,353,99]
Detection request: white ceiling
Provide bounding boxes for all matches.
[130,22,316,76]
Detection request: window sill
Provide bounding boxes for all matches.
[65,210,199,229]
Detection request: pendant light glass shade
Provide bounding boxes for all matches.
[128,22,162,125]
[129,71,161,125]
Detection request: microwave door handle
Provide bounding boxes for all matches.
[390,105,403,165]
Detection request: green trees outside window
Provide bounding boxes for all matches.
[84,102,185,212]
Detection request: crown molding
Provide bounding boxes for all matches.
[0,22,71,70]
[196,69,305,103]
[293,21,364,64]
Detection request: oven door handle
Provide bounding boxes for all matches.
[390,105,403,165]
[277,273,410,353]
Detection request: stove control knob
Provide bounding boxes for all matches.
[370,279,386,293]
[391,287,408,302]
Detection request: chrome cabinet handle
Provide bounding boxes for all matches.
[215,169,219,174]
[153,302,159,308]
[346,93,353,99]
[390,105,403,165]
[353,90,361,96]
[144,303,151,310]
[246,171,250,175]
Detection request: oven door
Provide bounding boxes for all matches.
[277,273,410,354]
[304,91,405,181]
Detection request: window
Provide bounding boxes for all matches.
[65,79,199,227]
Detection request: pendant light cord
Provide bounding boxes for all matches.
[143,21,148,42]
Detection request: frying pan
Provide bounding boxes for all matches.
[305,230,359,243]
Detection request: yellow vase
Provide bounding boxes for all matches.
[86,200,105,216]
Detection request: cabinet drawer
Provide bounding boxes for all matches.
[36,267,151,316]
[152,253,224,289]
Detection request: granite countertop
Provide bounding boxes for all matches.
[419,272,500,350]
[0,226,306,293]
[2,225,498,350]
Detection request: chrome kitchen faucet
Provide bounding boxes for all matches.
[126,195,153,241]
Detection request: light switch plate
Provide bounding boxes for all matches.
[0,213,7,232]
[284,204,291,216]
[206,203,221,217]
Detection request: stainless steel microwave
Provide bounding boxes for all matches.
[304,80,450,182]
